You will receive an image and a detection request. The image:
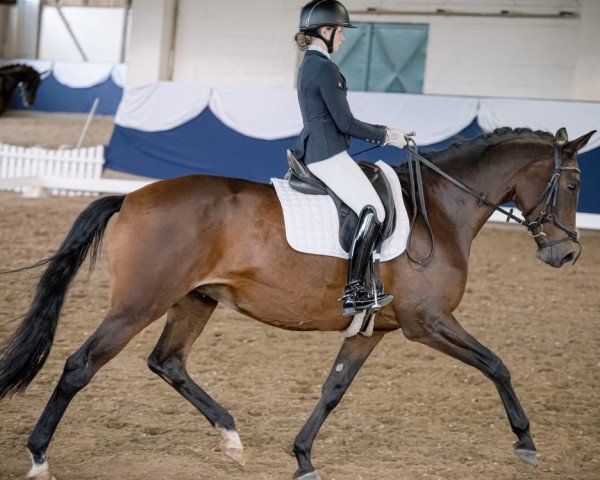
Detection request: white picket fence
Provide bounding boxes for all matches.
[0,143,151,197]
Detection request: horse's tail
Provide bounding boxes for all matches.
[0,195,125,399]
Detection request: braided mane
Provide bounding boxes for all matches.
[421,127,554,165]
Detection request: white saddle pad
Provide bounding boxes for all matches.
[272,160,409,261]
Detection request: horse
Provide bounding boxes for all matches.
[0,126,595,480]
[0,64,42,115]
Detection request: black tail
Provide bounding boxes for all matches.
[0,195,125,399]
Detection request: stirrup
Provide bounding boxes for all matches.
[340,284,393,317]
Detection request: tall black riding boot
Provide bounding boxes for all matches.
[341,206,393,316]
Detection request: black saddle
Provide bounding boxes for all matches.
[284,149,396,252]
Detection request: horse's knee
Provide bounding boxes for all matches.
[488,358,511,383]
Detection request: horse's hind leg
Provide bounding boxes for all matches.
[402,312,536,465]
[292,332,384,480]
[147,291,244,465]
[25,308,162,480]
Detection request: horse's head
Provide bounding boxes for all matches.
[22,71,41,107]
[514,128,596,268]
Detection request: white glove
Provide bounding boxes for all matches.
[385,127,408,149]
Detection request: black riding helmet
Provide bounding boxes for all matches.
[299,0,356,53]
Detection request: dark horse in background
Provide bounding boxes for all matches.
[0,127,595,480]
[0,64,41,115]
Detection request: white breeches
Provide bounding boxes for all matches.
[307,150,386,222]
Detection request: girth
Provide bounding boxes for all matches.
[285,150,396,252]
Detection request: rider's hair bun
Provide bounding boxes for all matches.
[294,32,313,51]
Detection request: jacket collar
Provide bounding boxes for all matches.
[306,46,330,60]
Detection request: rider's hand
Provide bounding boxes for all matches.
[385,127,408,149]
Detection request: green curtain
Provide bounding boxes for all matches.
[334,22,428,93]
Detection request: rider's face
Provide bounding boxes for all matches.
[332,27,345,52]
[320,26,345,53]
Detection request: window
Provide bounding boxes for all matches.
[333,22,429,93]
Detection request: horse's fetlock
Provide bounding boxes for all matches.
[26,440,45,463]
[292,439,308,457]
[215,413,236,431]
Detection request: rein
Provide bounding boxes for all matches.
[402,136,581,265]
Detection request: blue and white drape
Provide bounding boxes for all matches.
[108,82,600,215]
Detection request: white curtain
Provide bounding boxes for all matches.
[52,61,114,88]
[209,86,303,140]
[115,82,211,132]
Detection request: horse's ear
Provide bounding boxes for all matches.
[565,130,597,153]
[555,127,568,145]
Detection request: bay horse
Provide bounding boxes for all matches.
[0,127,595,480]
[0,64,41,115]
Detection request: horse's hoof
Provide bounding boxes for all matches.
[222,445,245,466]
[515,448,537,466]
[217,428,245,466]
[26,461,56,480]
[294,471,322,480]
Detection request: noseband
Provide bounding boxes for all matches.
[403,132,581,265]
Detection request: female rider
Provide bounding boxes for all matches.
[293,0,408,316]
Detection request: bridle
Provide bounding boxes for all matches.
[402,129,581,265]
[521,132,580,248]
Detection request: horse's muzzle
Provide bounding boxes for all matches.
[536,237,580,268]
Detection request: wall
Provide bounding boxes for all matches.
[126,0,176,86]
[39,6,126,62]
[172,0,299,87]
[1,1,598,101]
[167,0,599,100]
[0,5,18,58]
[573,0,600,100]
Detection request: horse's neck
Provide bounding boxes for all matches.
[429,141,533,238]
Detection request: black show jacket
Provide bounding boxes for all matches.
[293,49,387,165]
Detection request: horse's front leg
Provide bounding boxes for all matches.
[402,312,537,465]
[292,332,385,480]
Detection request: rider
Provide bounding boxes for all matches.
[293,0,409,317]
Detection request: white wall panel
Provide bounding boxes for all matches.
[127,0,176,86]
[421,17,579,97]
[0,6,18,58]
[573,0,600,100]
[172,0,299,87]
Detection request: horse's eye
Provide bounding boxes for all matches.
[567,183,578,192]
